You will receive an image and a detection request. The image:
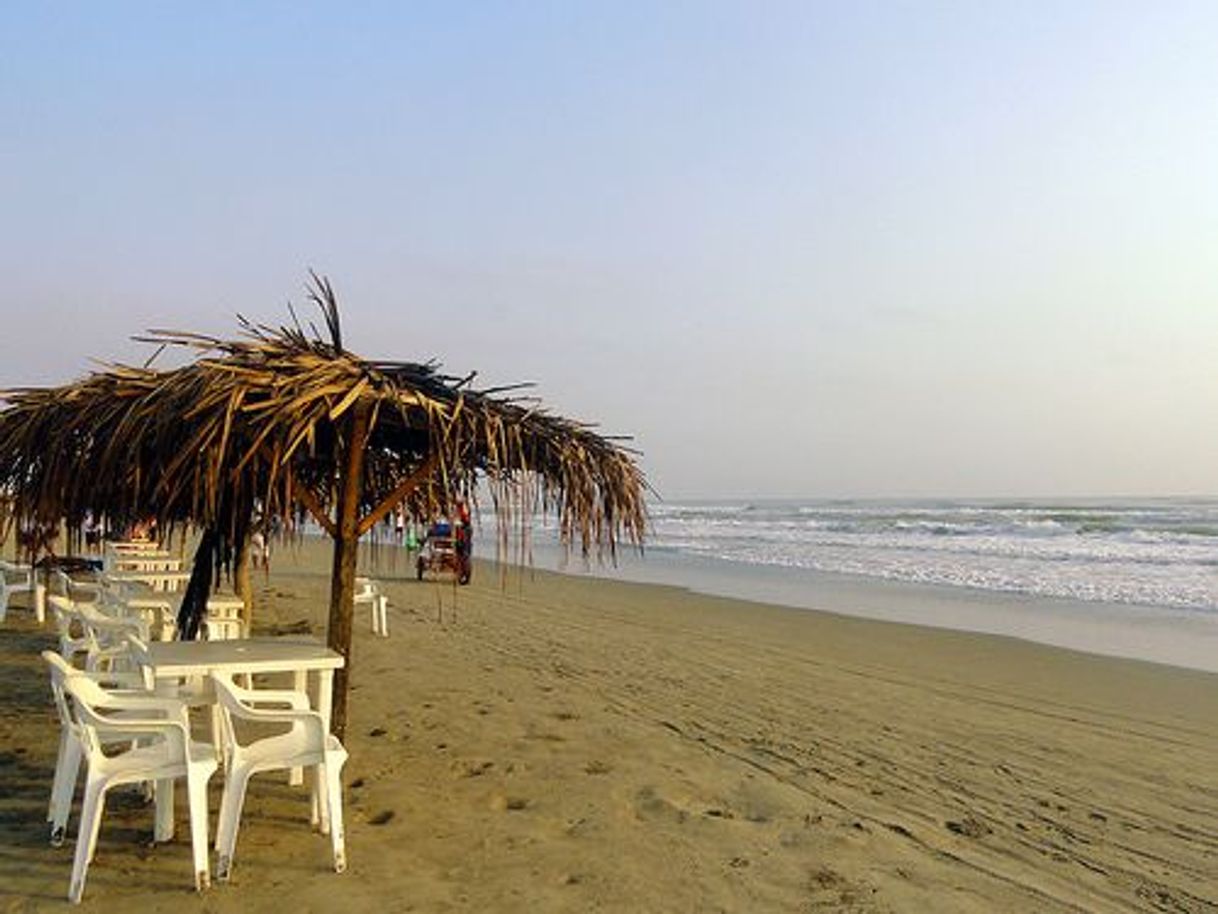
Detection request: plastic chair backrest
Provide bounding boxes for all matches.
[210,674,312,745]
[43,650,77,720]
[59,671,174,760]
[47,595,88,656]
[120,633,155,689]
[49,569,71,597]
[210,675,298,751]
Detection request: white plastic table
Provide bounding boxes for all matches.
[107,541,165,553]
[122,595,248,640]
[106,570,193,592]
[145,639,344,840]
[110,555,182,573]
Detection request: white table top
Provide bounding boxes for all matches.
[107,570,193,583]
[112,558,183,570]
[123,594,244,609]
[106,545,170,560]
[146,638,344,677]
[206,596,245,610]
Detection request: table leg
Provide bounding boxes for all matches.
[150,677,187,843]
[289,670,307,786]
[154,778,175,842]
[316,670,335,834]
[152,678,179,841]
[317,670,334,734]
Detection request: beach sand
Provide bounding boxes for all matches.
[2,538,1216,912]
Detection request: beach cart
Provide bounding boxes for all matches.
[416,521,471,585]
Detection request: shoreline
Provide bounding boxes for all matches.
[515,539,1218,674]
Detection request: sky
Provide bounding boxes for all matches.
[1,2,1215,500]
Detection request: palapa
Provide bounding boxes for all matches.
[0,276,648,736]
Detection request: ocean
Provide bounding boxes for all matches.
[644,497,1218,612]
[515,497,1218,672]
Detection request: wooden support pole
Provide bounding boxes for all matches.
[237,534,253,634]
[177,529,217,641]
[326,399,371,740]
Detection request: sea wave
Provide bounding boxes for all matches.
[645,498,1218,612]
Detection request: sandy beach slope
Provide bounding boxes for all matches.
[2,537,1216,912]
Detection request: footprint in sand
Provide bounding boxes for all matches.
[453,759,495,778]
[489,794,529,812]
[806,866,876,908]
[632,786,688,824]
[945,816,992,839]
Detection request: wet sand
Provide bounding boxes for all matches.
[1,538,1216,912]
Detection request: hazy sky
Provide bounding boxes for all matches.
[2,2,1215,500]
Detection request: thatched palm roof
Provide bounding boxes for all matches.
[0,279,647,555]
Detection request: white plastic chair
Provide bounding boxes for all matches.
[0,559,35,623]
[354,577,389,636]
[43,651,153,845]
[48,596,93,667]
[50,568,104,606]
[48,595,149,672]
[121,632,216,730]
[210,674,348,882]
[43,651,217,903]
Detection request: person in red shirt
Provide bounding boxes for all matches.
[454,498,472,579]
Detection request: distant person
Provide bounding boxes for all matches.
[455,498,472,561]
[250,530,270,572]
[83,513,101,550]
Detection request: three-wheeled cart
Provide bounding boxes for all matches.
[415,522,471,585]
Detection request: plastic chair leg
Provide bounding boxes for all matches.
[209,704,226,765]
[324,760,346,873]
[214,767,250,882]
[68,781,105,903]
[289,672,307,786]
[48,728,70,820]
[310,761,334,834]
[186,772,210,892]
[309,777,320,830]
[49,738,82,846]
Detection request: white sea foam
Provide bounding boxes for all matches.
[645,498,1218,612]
